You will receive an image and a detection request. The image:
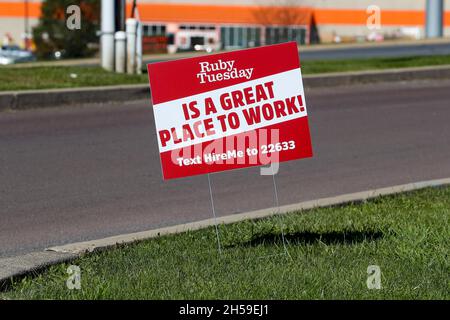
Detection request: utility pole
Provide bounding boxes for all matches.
[126,18,137,74]
[115,0,126,31]
[425,0,444,38]
[114,0,126,73]
[103,0,141,73]
[24,0,29,49]
[101,0,115,71]
[131,0,137,18]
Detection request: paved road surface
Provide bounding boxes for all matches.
[15,42,450,68]
[146,42,450,64]
[298,42,450,60]
[143,42,450,63]
[1,80,450,258]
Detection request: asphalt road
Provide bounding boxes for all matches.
[14,41,450,68]
[1,80,450,258]
[298,42,450,60]
[145,42,450,64]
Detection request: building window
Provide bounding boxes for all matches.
[167,33,174,45]
[220,26,261,49]
[142,24,166,36]
[180,24,216,31]
[265,26,306,45]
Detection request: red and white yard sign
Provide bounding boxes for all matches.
[147,42,313,180]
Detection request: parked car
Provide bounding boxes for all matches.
[0,45,36,65]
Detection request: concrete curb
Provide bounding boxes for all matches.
[0,251,77,290]
[304,65,450,87]
[46,177,450,255]
[0,84,150,112]
[1,65,450,112]
[1,177,449,290]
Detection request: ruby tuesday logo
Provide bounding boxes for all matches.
[196,59,254,84]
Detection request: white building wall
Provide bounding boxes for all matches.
[134,0,446,42]
[135,0,428,10]
[0,0,449,48]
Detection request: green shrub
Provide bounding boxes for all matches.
[32,0,100,59]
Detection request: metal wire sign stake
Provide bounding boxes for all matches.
[207,173,222,254]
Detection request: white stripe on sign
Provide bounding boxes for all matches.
[153,68,307,152]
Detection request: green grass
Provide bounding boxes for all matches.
[2,186,449,300]
[0,66,148,91]
[300,54,450,74]
[1,55,450,91]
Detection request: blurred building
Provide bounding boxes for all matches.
[1,0,449,52]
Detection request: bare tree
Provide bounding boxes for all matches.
[252,0,309,27]
[252,0,311,44]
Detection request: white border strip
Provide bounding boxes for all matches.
[153,68,307,152]
[47,177,450,254]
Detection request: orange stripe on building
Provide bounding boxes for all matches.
[132,4,312,25]
[133,4,448,27]
[314,9,425,26]
[0,2,449,27]
[0,2,41,18]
